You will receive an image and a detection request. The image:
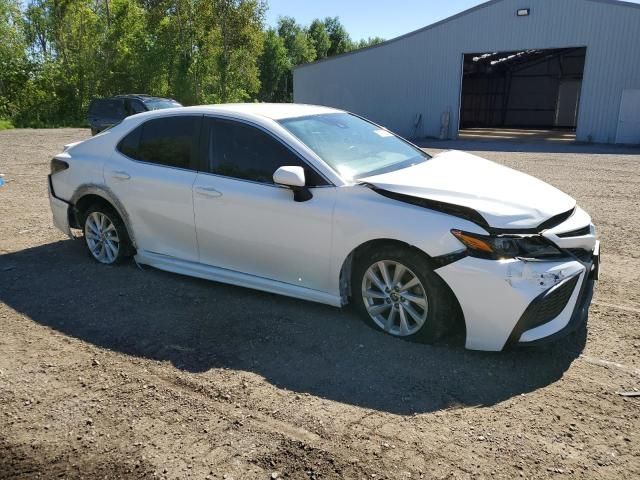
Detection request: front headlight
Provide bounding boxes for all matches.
[451,229,565,260]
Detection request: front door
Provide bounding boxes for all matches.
[192,117,336,293]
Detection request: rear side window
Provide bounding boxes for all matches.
[117,116,199,170]
[207,119,328,186]
[118,126,141,158]
[89,99,126,118]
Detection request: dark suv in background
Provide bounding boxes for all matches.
[87,94,182,135]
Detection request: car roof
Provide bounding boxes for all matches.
[131,103,344,121]
[106,102,351,186]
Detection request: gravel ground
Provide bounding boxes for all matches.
[0,128,638,480]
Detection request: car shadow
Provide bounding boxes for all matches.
[0,240,587,415]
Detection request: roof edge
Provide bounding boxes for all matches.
[294,0,640,71]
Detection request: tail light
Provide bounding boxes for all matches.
[50,158,69,175]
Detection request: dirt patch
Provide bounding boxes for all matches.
[0,436,156,479]
[0,129,638,479]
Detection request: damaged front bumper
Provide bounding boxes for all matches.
[513,240,599,347]
[436,242,598,351]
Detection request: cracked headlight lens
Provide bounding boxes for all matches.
[451,230,565,260]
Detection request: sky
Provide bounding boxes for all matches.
[265,0,640,41]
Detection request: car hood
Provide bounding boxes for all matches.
[359,150,575,230]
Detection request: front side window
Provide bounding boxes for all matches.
[207,119,328,186]
[117,116,198,170]
[279,113,430,180]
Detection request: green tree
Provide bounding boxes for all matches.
[258,28,288,101]
[101,0,158,96]
[275,15,314,100]
[210,0,266,103]
[307,18,330,60]
[0,0,29,120]
[324,16,353,56]
[19,0,104,124]
[277,16,315,65]
[356,36,385,49]
[2,1,380,127]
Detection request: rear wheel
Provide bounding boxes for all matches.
[352,246,455,342]
[82,205,131,265]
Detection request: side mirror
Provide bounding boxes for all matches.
[273,166,305,187]
[273,166,312,202]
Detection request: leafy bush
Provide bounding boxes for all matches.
[0,118,14,130]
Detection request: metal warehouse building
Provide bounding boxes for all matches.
[293,0,640,144]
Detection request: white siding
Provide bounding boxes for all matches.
[293,0,640,143]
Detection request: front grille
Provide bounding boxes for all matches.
[518,275,580,331]
[557,225,591,238]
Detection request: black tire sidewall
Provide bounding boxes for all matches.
[352,246,452,342]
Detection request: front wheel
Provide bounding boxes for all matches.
[352,246,456,342]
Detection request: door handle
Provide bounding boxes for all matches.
[195,186,223,198]
[111,171,131,180]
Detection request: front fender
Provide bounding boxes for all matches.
[329,186,484,298]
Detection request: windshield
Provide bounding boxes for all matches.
[279,113,429,180]
[143,99,182,110]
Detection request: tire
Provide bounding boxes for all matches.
[81,203,132,265]
[91,128,98,136]
[352,245,456,343]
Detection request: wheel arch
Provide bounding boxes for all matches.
[70,184,137,249]
[338,238,466,340]
[338,238,432,302]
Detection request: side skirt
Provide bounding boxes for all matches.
[135,250,343,308]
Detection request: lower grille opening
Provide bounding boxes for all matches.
[519,275,580,332]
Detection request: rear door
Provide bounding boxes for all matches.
[105,115,202,261]
[192,117,336,292]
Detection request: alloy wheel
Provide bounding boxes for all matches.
[361,260,429,336]
[85,211,120,264]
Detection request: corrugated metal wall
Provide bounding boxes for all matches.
[293,0,640,143]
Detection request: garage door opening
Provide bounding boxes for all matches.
[459,47,586,142]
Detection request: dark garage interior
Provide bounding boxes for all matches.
[459,47,586,137]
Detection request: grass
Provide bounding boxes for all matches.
[0,118,90,129]
[0,119,14,131]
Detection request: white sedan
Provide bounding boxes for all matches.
[48,104,599,351]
